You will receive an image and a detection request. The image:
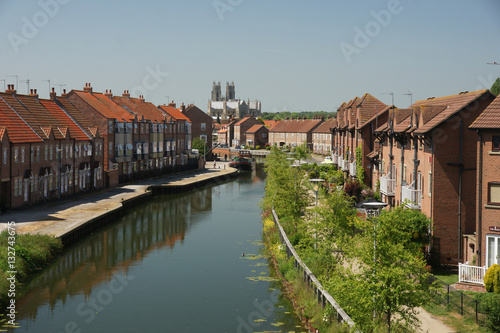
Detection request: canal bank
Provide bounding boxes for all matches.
[4,165,305,333]
[0,164,238,246]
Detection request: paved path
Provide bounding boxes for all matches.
[0,164,237,238]
[416,307,456,333]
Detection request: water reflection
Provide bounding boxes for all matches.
[13,188,213,323]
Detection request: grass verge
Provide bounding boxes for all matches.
[0,230,63,313]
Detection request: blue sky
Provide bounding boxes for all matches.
[0,0,499,113]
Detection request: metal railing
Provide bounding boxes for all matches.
[458,263,487,285]
[430,277,487,325]
[402,181,421,209]
[379,173,395,196]
[271,209,359,331]
[349,161,357,176]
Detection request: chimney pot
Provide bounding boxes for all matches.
[63,89,66,95]
[52,87,55,92]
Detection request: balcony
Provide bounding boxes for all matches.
[459,263,487,285]
[402,181,421,209]
[332,153,338,165]
[338,155,344,169]
[380,173,395,196]
[349,161,357,176]
[342,159,349,172]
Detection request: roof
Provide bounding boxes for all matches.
[0,95,42,143]
[270,118,323,133]
[235,116,258,126]
[413,90,491,134]
[246,124,268,134]
[358,105,392,130]
[392,108,413,133]
[313,118,336,133]
[470,93,500,129]
[183,105,212,122]
[355,93,387,127]
[39,99,91,141]
[71,90,130,122]
[264,120,278,129]
[158,104,191,122]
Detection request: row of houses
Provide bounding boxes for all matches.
[328,89,499,270]
[231,90,498,270]
[0,84,213,210]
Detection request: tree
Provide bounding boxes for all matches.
[261,146,309,231]
[192,137,207,154]
[293,142,311,164]
[343,208,436,332]
[256,116,265,125]
[491,77,500,96]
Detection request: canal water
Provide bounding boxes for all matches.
[7,170,304,333]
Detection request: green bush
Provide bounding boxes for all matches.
[484,264,500,293]
[477,293,500,332]
[255,145,261,150]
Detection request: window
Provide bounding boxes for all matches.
[486,235,500,267]
[493,136,500,152]
[488,182,500,205]
[428,172,432,197]
[21,147,25,163]
[45,145,48,160]
[201,123,206,131]
[49,146,53,160]
[3,148,7,165]
[31,147,35,163]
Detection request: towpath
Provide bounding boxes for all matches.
[0,163,236,238]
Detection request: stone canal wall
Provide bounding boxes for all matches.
[0,167,239,247]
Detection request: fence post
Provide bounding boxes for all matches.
[460,292,463,316]
[475,299,478,323]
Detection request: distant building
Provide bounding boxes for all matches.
[207,82,261,120]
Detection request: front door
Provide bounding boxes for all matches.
[486,234,500,267]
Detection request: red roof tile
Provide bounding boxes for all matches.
[270,118,323,133]
[313,118,336,133]
[470,94,500,129]
[246,124,267,134]
[72,91,130,122]
[158,104,191,122]
[0,95,42,143]
[413,90,491,134]
[39,99,91,141]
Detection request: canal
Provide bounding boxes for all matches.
[7,170,303,333]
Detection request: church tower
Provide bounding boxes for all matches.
[226,81,235,100]
[211,81,222,101]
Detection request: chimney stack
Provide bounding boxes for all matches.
[62,89,67,96]
[6,84,16,94]
[139,95,145,102]
[168,100,176,108]
[181,103,186,112]
[50,87,56,100]
[122,90,130,98]
[83,82,93,94]
[105,89,113,99]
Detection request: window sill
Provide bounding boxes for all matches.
[488,151,500,155]
[485,204,500,209]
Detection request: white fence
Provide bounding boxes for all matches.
[458,263,487,285]
[271,209,359,331]
[402,181,421,209]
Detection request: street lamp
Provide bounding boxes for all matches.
[360,200,388,320]
[309,178,324,248]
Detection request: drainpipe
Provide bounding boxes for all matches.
[400,140,404,200]
[477,130,483,266]
[458,120,463,262]
[9,142,13,210]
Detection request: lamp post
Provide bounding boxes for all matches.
[309,178,324,248]
[361,200,388,321]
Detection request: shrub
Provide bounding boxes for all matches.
[477,293,500,332]
[484,264,500,293]
[266,145,271,150]
[343,179,363,202]
[255,145,261,150]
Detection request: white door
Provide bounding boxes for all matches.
[486,235,500,267]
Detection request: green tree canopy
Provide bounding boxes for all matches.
[192,137,207,153]
[491,77,500,96]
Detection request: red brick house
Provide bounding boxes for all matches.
[245,124,269,148]
[233,116,262,147]
[470,93,500,268]
[312,118,336,156]
[183,104,213,149]
[268,117,323,150]
[158,102,192,167]
[375,90,495,264]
